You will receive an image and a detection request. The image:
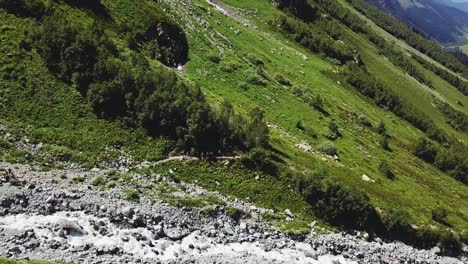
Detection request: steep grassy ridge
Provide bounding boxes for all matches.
[0,0,467,251]
[159,0,467,239]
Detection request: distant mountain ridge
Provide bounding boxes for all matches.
[365,0,468,44]
[434,0,468,12]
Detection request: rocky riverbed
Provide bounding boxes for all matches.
[0,163,466,264]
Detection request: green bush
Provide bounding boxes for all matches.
[31,10,263,156]
[292,85,305,97]
[91,176,106,186]
[439,232,462,255]
[0,0,50,18]
[241,148,277,175]
[432,207,448,224]
[246,71,267,86]
[72,176,85,183]
[325,121,340,140]
[125,189,141,203]
[220,61,240,73]
[379,161,395,180]
[310,95,324,112]
[298,173,375,229]
[413,138,438,163]
[238,82,249,91]
[275,74,292,86]
[208,53,221,63]
[318,140,337,156]
[246,53,264,66]
[380,135,390,151]
[376,121,386,134]
[225,206,244,222]
[357,115,372,127]
[296,120,305,130]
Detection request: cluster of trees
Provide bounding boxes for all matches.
[297,171,377,229]
[310,0,368,34]
[297,170,464,253]
[278,16,356,64]
[413,138,467,184]
[279,0,432,89]
[276,0,467,187]
[370,37,432,87]
[433,99,468,132]
[381,209,463,255]
[412,54,468,96]
[276,0,318,22]
[345,0,468,76]
[310,0,433,88]
[342,63,448,144]
[0,0,51,18]
[29,9,269,155]
[341,63,468,185]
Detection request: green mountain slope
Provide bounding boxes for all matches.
[0,0,467,252]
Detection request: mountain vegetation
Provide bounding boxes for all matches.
[1,0,467,256]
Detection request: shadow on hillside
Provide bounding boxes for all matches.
[64,0,112,21]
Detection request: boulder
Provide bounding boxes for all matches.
[163,227,190,241]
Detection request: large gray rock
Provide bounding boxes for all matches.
[164,226,190,241]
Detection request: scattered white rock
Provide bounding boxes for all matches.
[361,174,375,183]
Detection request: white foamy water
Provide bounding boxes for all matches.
[0,212,356,263]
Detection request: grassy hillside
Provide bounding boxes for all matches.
[0,0,467,252]
[160,0,468,241]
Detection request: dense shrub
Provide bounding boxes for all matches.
[276,0,319,22]
[246,53,264,66]
[433,99,468,132]
[245,70,268,86]
[275,74,292,86]
[208,53,221,64]
[357,115,372,127]
[0,0,50,18]
[238,82,249,91]
[220,61,240,73]
[413,138,438,163]
[325,121,340,140]
[33,11,100,94]
[125,189,141,203]
[413,54,468,96]
[380,135,390,151]
[292,85,305,97]
[128,8,189,67]
[241,148,277,175]
[439,232,462,256]
[431,207,448,225]
[31,10,269,155]
[413,138,467,184]
[298,173,375,229]
[376,121,386,135]
[245,107,270,149]
[296,120,305,130]
[318,140,337,156]
[278,16,355,64]
[310,95,325,112]
[379,161,395,180]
